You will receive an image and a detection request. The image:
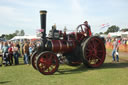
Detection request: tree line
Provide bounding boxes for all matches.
[0,29,25,40]
[0,25,126,40]
[96,25,120,35]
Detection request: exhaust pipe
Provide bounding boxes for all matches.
[40,10,47,39]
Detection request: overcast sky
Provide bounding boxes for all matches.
[0,0,128,35]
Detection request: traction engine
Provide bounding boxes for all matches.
[31,10,106,75]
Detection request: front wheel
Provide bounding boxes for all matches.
[36,51,59,75]
[31,51,38,70]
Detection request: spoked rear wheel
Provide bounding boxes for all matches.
[82,36,106,68]
[36,51,59,75]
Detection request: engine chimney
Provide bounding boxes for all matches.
[40,10,47,39]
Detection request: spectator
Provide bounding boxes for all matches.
[112,38,119,62]
[127,39,128,45]
[12,43,19,65]
[23,41,29,64]
[2,42,9,66]
[29,42,33,64]
[0,42,3,66]
[0,41,3,50]
[21,42,24,57]
[8,42,13,65]
[16,42,21,57]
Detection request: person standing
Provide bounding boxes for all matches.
[0,42,3,66]
[16,42,21,57]
[21,41,24,57]
[29,42,35,64]
[12,43,19,65]
[0,42,3,50]
[112,38,119,62]
[8,42,13,65]
[84,21,92,36]
[2,42,9,66]
[23,41,29,64]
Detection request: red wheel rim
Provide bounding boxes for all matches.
[37,52,59,75]
[83,37,106,67]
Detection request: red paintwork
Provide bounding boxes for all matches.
[51,40,76,53]
[88,29,92,36]
[50,25,87,53]
[31,52,38,70]
[83,37,106,67]
[76,33,86,42]
[37,52,59,75]
[33,11,106,75]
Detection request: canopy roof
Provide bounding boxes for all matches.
[10,35,41,41]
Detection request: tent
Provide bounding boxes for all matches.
[121,32,128,38]
[108,32,123,37]
[10,35,41,41]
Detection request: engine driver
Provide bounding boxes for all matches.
[84,21,92,36]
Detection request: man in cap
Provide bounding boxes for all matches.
[84,21,92,36]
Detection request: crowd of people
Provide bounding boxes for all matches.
[0,40,39,66]
[106,37,128,45]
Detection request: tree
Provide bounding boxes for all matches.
[99,32,103,34]
[0,34,5,38]
[94,33,100,36]
[15,30,20,36]
[1,29,25,40]
[104,25,120,34]
[20,29,25,36]
[5,33,16,40]
[14,29,25,36]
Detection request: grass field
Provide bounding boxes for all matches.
[0,50,128,85]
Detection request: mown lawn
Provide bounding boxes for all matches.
[0,50,128,85]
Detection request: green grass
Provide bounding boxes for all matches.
[0,50,128,85]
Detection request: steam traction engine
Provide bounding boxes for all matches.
[31,10,106,75]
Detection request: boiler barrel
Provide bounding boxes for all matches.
[45,40,76,53]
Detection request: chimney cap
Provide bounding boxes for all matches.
[40,10,47,14]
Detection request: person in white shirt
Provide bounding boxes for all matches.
[112,38,119,62]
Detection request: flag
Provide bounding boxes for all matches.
[36,29,44,33]
[100,23,110,29]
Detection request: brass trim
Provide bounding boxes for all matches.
[40,11,47,14]
[67,42,69,49]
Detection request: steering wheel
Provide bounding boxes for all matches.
[75,24,88,41]
[76,24,87,34]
